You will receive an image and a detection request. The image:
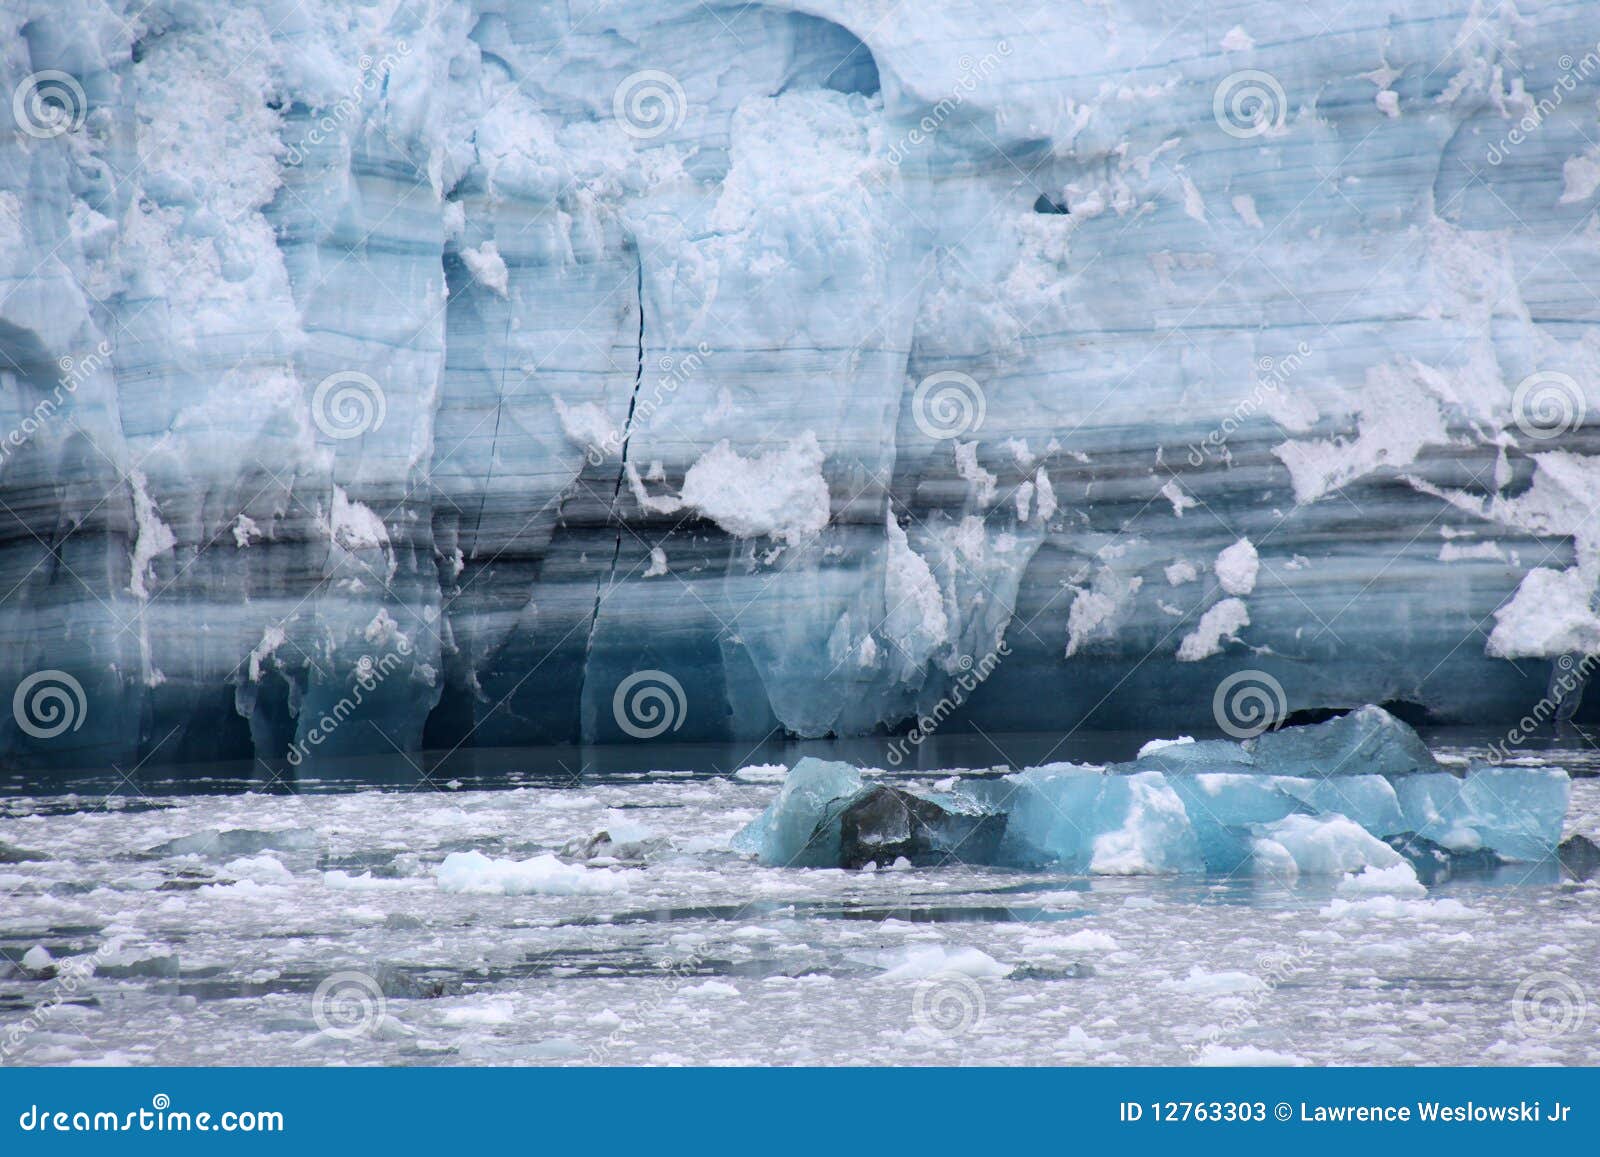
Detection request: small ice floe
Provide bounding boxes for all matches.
[434,851,629,895]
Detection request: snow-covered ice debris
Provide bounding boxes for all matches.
[876,945,1011,981]
[434,851,629,895]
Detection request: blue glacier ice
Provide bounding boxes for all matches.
[4,1,1600,773]
[732,707,1573,872]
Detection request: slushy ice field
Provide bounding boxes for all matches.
[3,739,1596,1067]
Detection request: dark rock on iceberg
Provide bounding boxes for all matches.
[837,785,1006,869]
[1559,834,1600,882]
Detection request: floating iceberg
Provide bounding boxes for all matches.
[732,708,1572,874]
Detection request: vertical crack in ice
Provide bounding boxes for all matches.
[577,245,648,727]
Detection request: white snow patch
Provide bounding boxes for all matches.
[1137,735,1195,758]
[953,440,998,506]
[1195,1044,1309,1066]
[1214,538,1259,595]
[434,851,629,896]
[1487,566,1600,658]
[877,945,1011,981]
[128,470,177,599]
[1176,597,1250,661]
[459,241,509,297]
[678,433,830,545]
[1161,479,1197,517]
[1220,25,1255,51]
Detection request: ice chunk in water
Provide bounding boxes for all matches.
[731,711,1572,874]
[836,785,1006,869]
[729,757,862,867]
[1165,773,1305,871]
[1393,764,1570,862]
[1279,774,1406,837]
[1251,814,1405,877]
[1247,705,1439,777]
[1117,738,1255,775]
[993,767,1202,873]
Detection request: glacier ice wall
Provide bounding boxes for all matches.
[3,0,1600,771]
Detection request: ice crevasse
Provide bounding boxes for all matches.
[4,1,1600,771]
